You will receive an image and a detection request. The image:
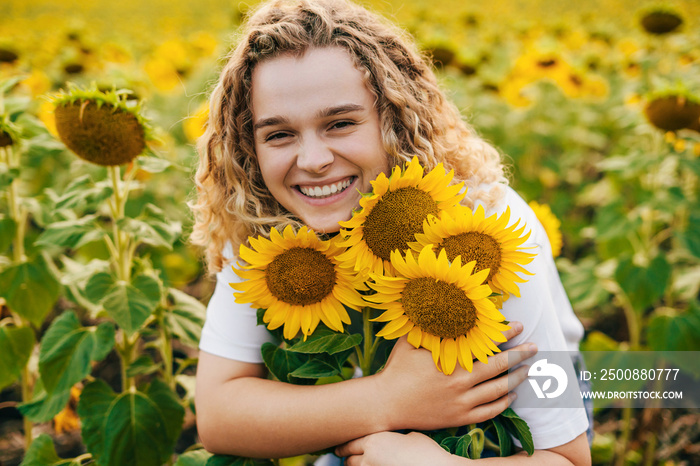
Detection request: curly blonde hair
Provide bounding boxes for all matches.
[190,0,508,273]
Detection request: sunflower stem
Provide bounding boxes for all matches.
[108,165,132,282]
[360,307,375,376]
[467,427,485,459]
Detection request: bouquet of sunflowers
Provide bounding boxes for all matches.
[231,157,536,461]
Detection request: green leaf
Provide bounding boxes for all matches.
[497,408,534,455]
[78,379,184,466]
[0,217,16,254]
[55,176,113,211]
[175,450,214,466]
[18,379,72,423]
[677,211,700,259]
[594,201,641,241]
[0,326,35,390]
[126,355,160,377]
[289,357,341,379]
[135,155,172,173]
[260,342,314,385]
[39,311,115,396]
[0,256,61,327]
[287,329,362,355]
[647,304,700,352]
[85,273,160,336]
[206,456,274,466]
[492,418,514,457]
[440,434,472,457]
[165,288,205,348]
[0,166,20,190]
[35,215,103,249]
[615,255,671,312]
[117,203,182,251]
[20,433,79,466]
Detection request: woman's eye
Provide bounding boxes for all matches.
[331,120,355,130]
[265,132,289,142]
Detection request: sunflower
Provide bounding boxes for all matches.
[366,246,509,375]
[52,85,153,166]
[528,201,563,257]
[412,205,535,301]
[232,225,366,340]
[338,157,465,276]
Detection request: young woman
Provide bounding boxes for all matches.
[190,0,591,464]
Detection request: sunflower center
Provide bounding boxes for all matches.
[401,278,477,338]
[440,232,502,281]
[362,187,439,261]
[266,247,336,306]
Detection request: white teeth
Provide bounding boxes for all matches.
[299,178,353,198]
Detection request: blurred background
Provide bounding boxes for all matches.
[1,0,699,464]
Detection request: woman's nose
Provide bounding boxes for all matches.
[296,136,334,173]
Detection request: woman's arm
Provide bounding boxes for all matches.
[195,323,535,458]
[335,431,591,466]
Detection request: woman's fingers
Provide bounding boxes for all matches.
[470,341,537,382]
[501,320,524,341]
[335,437,363,458]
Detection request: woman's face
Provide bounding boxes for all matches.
[251,47,391,233]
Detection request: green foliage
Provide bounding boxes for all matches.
[85,272,161,336]
[0,325,35,390]
[78,379,185,466]
[0,256,61,327]
[20,434,80,466]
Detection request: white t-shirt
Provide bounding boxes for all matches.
[199,185,589,450]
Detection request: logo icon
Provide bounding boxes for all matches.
[528,359,568,399]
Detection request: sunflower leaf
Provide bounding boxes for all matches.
[0,255,61,327]
[0,217,16,253]
[55,176,113,212]
[491,418,514,457]
[38,311,115,396]
[20,433,80,466]
[289,357,341,379]
[440,433,472,458]
[85,272,161,336]
[35,215,103,250]
[0,325,35,391]
[205,455,274,466]
[174,449,213,466]
[78,379,184,466]
[647,303,700,352]
[164,288,205,347]
[615,255,671,312]
[287,329,362,355]
[260,342,314,385]
[497,408,534,455]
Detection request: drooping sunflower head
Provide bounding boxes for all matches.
[52,85,153,166]
[639,7,684,35]
[643,92,700,132]
[528,200,562,257]
[366,246,510,375]
[232,225,367,340]
[0,116,19,148]
[338,157,465,276]
[412,205,535,301]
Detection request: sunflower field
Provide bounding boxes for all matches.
[1,0,699,464]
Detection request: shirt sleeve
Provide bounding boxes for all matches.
[486,187,589,449]
[198,247,278,363]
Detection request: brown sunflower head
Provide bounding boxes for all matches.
[639,8,683,35]
[0,117,19,148]
[644,93,700,132]
[52,86,152,166]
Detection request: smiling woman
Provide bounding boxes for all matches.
[190,0,591,463]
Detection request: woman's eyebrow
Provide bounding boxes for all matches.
[253,116,289,132]
[317,103,365,118]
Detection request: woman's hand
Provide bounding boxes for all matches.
[371,321,536,431]
[336,431,464,466]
